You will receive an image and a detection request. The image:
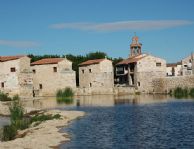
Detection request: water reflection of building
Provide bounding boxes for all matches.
[114,94,172,105]
[77,95,115,107]
[22,94,172,110]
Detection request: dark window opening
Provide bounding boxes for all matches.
[32,69,36,73]
[89,83,92,87]
[82,70,84,74]
[10,67,16,72]
[138,82,140,86]
[1,82,4,88]
[39,84,43,89]
[156,62,162,67]
[53,67,57,72]
[89,69,92,73]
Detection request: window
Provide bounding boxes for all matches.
[1,82,4,88]
[156,62,161,67]
[39,84,43,89]
[32,69,36,73]
[138,82,140,86]
[89,69,92,73]
[53,67,57,72]
[10,67,16,72]
[82,70,84,74]
[89,83,92,87]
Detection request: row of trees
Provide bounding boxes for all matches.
[28,51,123,85]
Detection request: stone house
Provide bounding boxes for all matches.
[115,35,166,93]
[166,62,182,77]
[78,58,114,94]
[31,58,76,96]
[0,55,33,97]
[182,53,194,76]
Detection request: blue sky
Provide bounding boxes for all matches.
[0,0,194,62]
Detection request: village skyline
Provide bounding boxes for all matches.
[0,0,194,63]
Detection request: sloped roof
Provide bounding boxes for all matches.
[31,58,64,66]
[116,55,146,65]
[167,62,182,67]
[79,59,105,66]
[0,55,26,62]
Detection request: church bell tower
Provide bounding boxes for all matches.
[130,34,142,57]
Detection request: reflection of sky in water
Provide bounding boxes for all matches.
[60,101,194,149]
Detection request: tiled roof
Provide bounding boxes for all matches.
[116,55,146,65]
[0,55,25,62]
[167,62,182,67]
[79,59,105,66]
[31,58,64,66]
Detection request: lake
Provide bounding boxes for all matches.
[57,95,194,149]
[1,94,194,148]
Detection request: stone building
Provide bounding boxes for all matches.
[166,62,182,76]
[115,35,166,93]
[0,55,33,97]
[31,57,76,96]
[78,58,114,94]
[182,53,194,76]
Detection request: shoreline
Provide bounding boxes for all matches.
[0,102,85,149]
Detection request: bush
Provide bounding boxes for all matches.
[9,97,24,126]
[173,87,185,98]
[56,87,74,104]
[0,92,12,101]
[2,125,17,141]
[190,88,194,98]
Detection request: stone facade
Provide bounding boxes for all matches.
[182,54,194,76]
[0,56,33,97]
[166,62,182,76]
[78,58,114,95]
[31,58,76,97]
[153,75,194,93]
[135,55,166,92]
[115,35,166,93]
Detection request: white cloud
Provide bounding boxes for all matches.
[49,20,193,31]
[0,40,40,48]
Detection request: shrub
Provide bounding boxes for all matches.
[56,87,74,104]
[0,92,12,101]
[189,88,194,98]
[2,125,17,141]
[173,87,185,98]
[183,87,189,97]
[9,97,24,126]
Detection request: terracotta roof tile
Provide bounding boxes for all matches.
[0,55,26,62]
[31,58,64,66]
[167,62,182,67]
[79,59,105,66]
[116,55,146,65]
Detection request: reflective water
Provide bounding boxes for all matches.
[56,95,194,149]
[1,94,194,148]
[0,117,10,128]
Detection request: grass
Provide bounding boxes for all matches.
[0,92,12,101]
[56,87,74,104]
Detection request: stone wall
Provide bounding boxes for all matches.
[76,87,136,96]
[152,75,194,93]
[32,59,76,97]
[0,56,33,97]
[79,59,114,88]
[136,55,166,93]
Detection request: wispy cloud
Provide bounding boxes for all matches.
[0,40,40,48]
[49,20,193,31]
